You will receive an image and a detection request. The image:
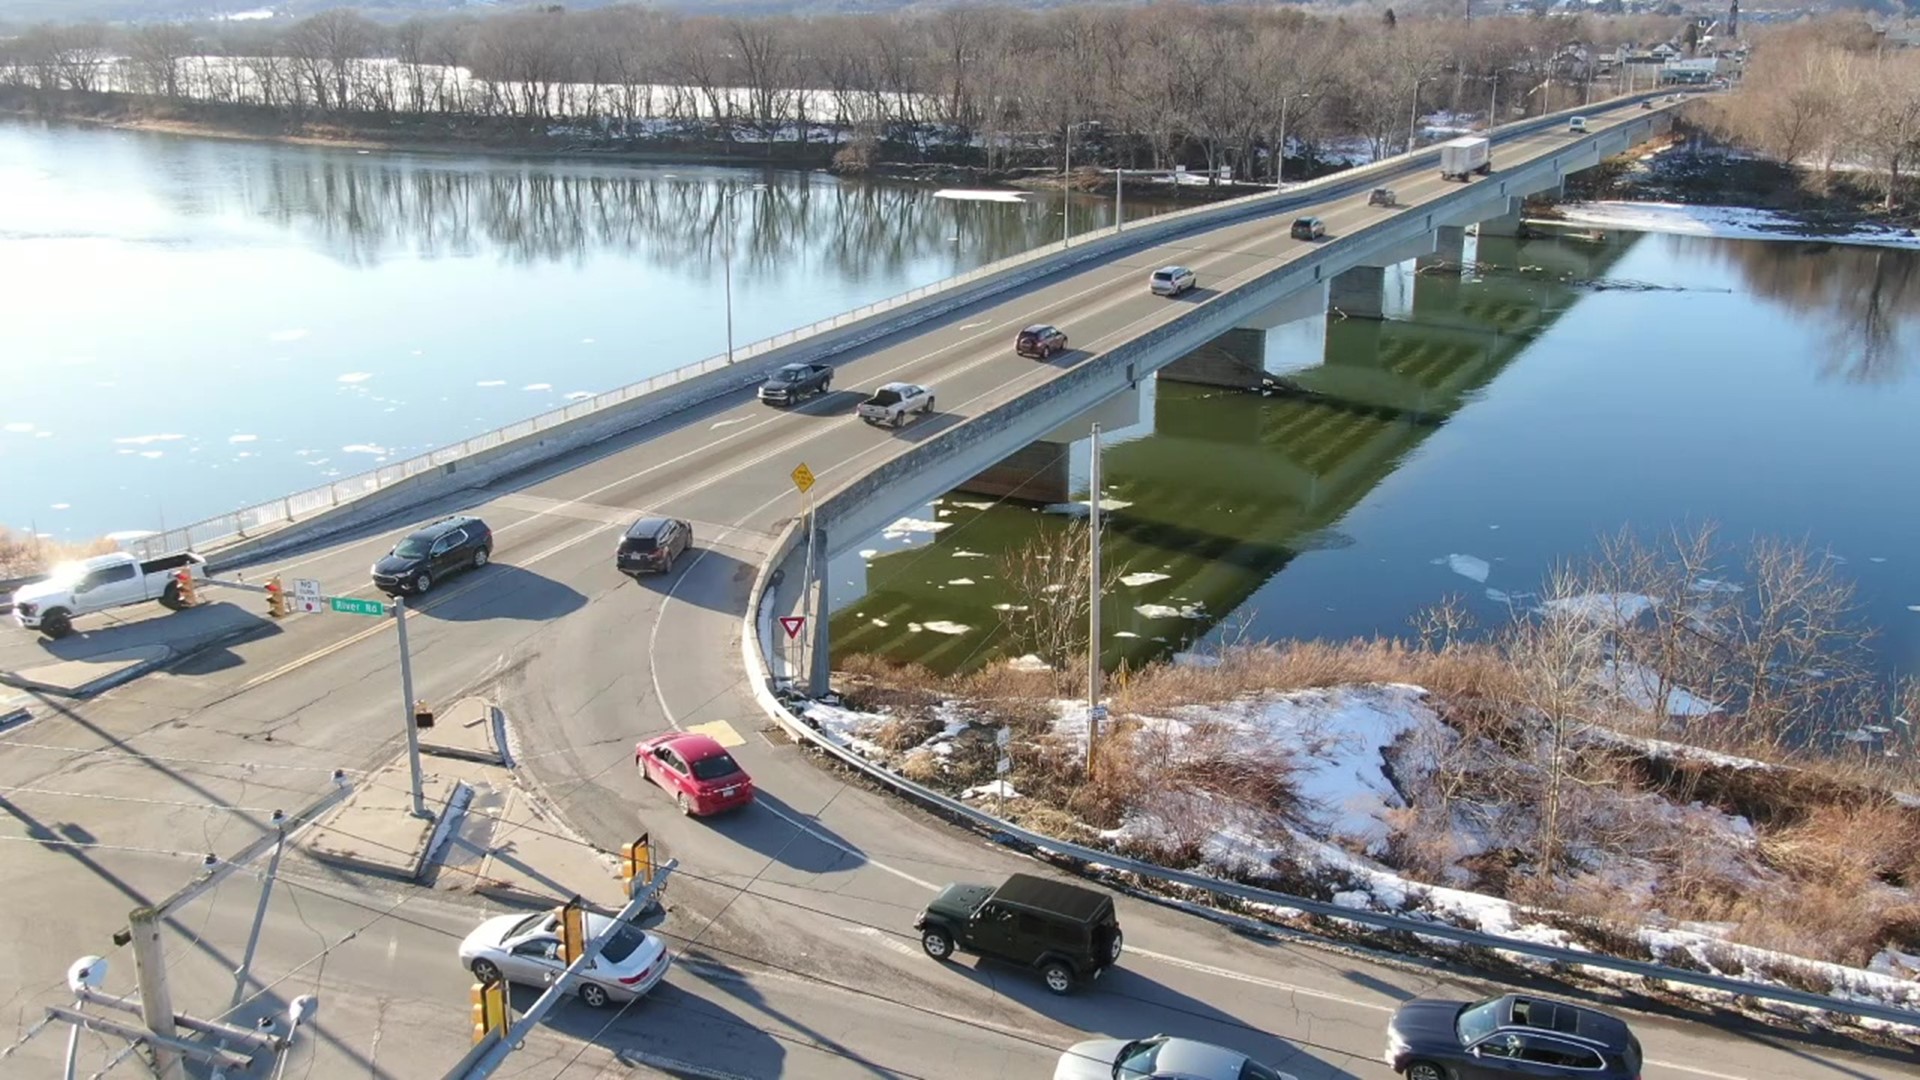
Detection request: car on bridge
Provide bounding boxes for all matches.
[757,361,833,406]
[1148,266,1197,296]
[1368,187,1399,208]
[1016,323,1069,358]
[371,515,492,596]
[1054,1035,1295,1080]
[635,731,754,816]
[459,907,670,1009]
[1385,993,1643,1080]
[617,515,692,575]
[1290,216,1327,241]
[914,872,1122,995]
[1568,115,1589,133]
[857,382,936,427]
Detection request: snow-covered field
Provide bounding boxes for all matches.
[1552,201,1920,251]
[797,682,1920,1029]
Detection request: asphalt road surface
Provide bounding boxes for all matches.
[4,97,1914,1078]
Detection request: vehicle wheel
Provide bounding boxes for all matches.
[920,928,954,961]
[924,398,935,414]
[1040,960,1075,995]
[412,572,432,594]
[1107,930,1124,964]
[676,792,693,816]
[577,982,611,1009]
[159,581,186,611]
[662,551,674,574]
[470,958,503,985]
[891,412,904,428]
[472,547,490,570]
[821,380,831,395]
[39,609,72,640]
[1403,1061,1446,1080]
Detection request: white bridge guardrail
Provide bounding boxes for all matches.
[122,91,1668,563]
[741,573,1920,1029]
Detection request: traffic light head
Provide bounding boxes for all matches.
[265,578,288,619]
[173,568,198,607]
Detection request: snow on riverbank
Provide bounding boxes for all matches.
[1552,201,1920,251]
[795,681,1920,1027]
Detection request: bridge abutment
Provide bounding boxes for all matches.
[1159,284,1330,391]
[1474,198,1528,238]
[953,440,1072,503]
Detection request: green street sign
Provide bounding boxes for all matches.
[330,596,387,617]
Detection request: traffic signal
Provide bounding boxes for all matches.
[468,978,508,1045]
[264,577,288,619]
[558,896,586,965]
[620,834,652,885]
[173,569,198,607]
[413,700,435,730]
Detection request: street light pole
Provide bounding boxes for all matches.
[393,595,427,818]
[1407,78,1424,155]
[1113,167,1124,233]
[1063,121,1096,247]
[1489,73,1501,130]
[722,189,736,365]
[1086,423,1103,776]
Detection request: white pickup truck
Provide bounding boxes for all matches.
[10,550,208,639]
[857,383,936,427]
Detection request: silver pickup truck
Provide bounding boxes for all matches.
[857,383,935,427]
[11,550,207,639]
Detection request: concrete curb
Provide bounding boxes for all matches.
[0,648,174,699]
[416,781,472,882]
[0,703,31,732]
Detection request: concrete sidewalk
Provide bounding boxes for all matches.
[298,697,629,911]
[0,603,265,697]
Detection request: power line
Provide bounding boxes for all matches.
[0,785,289,815]
[0,739,367,777]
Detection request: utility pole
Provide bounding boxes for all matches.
[1489,73,1500,130]
[1113,167,1123,233]
[129,906,185,1080]
[1086,424,1103,776]
[394,595,428,819]
[1063,123,1074,248]
[723,189,735,364]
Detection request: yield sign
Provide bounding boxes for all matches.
[779,616,807,640]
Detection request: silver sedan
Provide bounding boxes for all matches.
[1054,1035,1295,1080]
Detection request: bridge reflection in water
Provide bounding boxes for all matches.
[829,231,1638,674]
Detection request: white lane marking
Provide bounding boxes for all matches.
[616,1049,754,1080]
[844,924,921,959]
[1641,1062,1772,1080]
[751,799,941,891]
[1124,946,1392,1012]
[710,417,752,429]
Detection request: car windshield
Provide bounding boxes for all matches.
[1112,1037,1167,1079]
[509,912,548,940]
[1456,998,1502,1045]
[774,367,804,381]
[691,753,741,781]
[1239,1062,1284,1080]
[1152,271,1171,281]
[869,390,903,406]
[393,537,432,558]
[599,923,653,964]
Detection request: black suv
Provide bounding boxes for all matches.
[1387,994,1644,1080]
[371,516,492,596]
[617,516,692,575]
[914,873,1122,995]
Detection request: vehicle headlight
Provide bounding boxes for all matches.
[1387,1028,1408,1053]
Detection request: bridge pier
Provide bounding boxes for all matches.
[1474,198,1528,239]
[1159,284,1329,391]
[954,440,1072,503]
[1435,224,1471,265]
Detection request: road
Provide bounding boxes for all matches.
[2,96,1913,1079]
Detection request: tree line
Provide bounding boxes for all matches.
[0,4,1685,176]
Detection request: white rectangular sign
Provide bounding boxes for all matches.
[292,578,322,600]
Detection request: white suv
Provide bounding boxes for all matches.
[1149,265,1197,296]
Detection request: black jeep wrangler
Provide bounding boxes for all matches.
[913,873,1123,994]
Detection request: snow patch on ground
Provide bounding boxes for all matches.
[933,189,1027,204]
[962,780,1021,800]
[1120,571,1171,587]
[1554,201,1920,251]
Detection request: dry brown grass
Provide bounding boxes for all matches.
[0,527,115,580]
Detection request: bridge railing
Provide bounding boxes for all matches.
[124,89,1673,562]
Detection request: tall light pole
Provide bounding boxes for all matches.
[1063,120,1097,247]
[1488,72,1501,130]
[1086,423,1104,776]
[1277,92,1311,185]
[721,182,767,364]
[1407,77,1426,155]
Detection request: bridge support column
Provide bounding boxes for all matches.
[954,440,1071,504]
[1330,265,1387,320]
[1158,327,1270,391]
[1474,198,1527,238]
[808,528,832,697]
[1435,224,1469,264]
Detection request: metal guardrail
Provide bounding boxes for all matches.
[120,91,1673,562]
[742,576,1920,1029]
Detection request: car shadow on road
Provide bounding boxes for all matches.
[931,956,1338,1077]
[415,564,587,622]
[529,978,794,1078]
[884,412,966,444]
[623,548,755,615]
[709,790,882,876]
[1034,348,1093,371]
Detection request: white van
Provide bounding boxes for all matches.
[1148,266,1197,296]
[1567,116,1589,133]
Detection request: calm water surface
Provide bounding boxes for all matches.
[0,120,1151,540]
[830,231,1920,676]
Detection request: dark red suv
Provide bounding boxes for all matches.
[1016,324,1068,359]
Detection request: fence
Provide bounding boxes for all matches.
[126,90,1673,562]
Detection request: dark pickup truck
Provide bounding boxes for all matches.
[757,362,833,406]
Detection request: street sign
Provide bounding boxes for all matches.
[330,596,387,617]
[778,616,806,640]
[1091,704,1109,722]
[790,463,815,494]
[292,578,323,613]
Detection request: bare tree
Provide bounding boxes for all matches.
[996,519,1126,678]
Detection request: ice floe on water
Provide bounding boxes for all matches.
[1554,200,1920,251]
[564,391,593,401]
[934,189,1027,203]
[337,372,373,383]
[921,621,970,635]
[342,444,388,455]
[1136,602,1207,619]
[228,434,257,443]
[882,518,950,539]
[948,500,996,510]
[114,433,184,445]
[4,422,35,433]
[859,549,879,561]
[952,550,988,559]
[105,529,156,542]
[1007,654,1051,671]
[268,328,309,342]
[1435,553,1490,584]
[1120,571,1170,588]
[477,380,507,387]
[138,450,163,459]
[1543,592,1656,626]
[49,503,68,510]
[947,578,976,586]
[1046,498,1133,516]
[524,383,552,391]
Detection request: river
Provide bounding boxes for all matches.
[0,118,1150,543]
[5,119,1915,676]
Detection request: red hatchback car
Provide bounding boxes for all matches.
[635,732,754,816]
